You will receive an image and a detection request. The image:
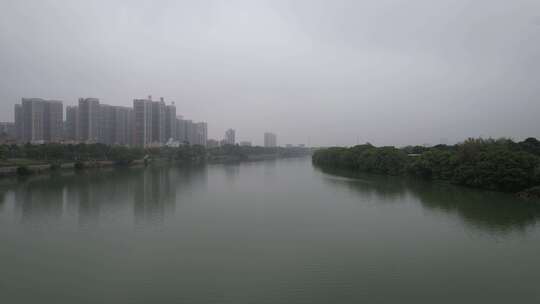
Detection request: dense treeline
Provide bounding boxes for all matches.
[207,145,310,161]
[312,138,540,193]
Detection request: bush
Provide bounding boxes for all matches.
[452,150,538,192]
[16,166,32,176]
[74,161,85,170]
[50,161,62,171]
[0,145,8,160]
[407,150,456,180]
[313,145,408,175]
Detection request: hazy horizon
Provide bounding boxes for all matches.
[1,0,539,146]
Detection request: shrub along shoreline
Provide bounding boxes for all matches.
[312,138,540,198]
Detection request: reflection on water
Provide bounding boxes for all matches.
[223,164,240,180]
[1,159,540,303]
[0,162,538,236]
[0,166,208,228]
[316,166,540,234]
[15,177,65,224]
[134,167,175,226]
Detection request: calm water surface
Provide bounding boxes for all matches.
[1,158,540,303]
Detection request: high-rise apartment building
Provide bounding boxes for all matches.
[264,132,277,147]
[225,129,236,145]
[165,103,177,142]
[9,95,200,147]
[14,104,22,142]
[176,117,186,143]
[152,98,166,144]
[114,106,133,146]
[66,102,132,146]
[17,98,63,143]
[133,97,153,147]
[44,100,63,142]
[176,117,192,144]
[65,106,78,141]
[21,98,45,143]
[99,104,116,145]
[194,122,208,146]
[186,120,195,144]
[175,117,207,146]
[78,98,100,143]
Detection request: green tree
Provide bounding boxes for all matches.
[0,145,8,160]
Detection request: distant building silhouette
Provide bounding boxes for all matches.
[65,105,78,141]
[195,122,208,146]
[133,97,153,147]
[78,97,100,143]
[165,102,177,142]
[7,96,206,147]
[113,106,134,146]
[264,132,277,147]
[152,97,166,145]
[225,129,235,145]
[15,98,63,143]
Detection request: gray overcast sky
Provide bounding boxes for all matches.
[1,0,539,146]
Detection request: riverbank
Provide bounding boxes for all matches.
[518,186,540,200]
[312,137,540,198]
[0,159,147,177]
[0,145,312,178]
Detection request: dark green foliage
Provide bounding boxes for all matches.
[109,146,144,164]
[74,161,85,170]
[0,143,310,166]
[0,145,8,160]
[313,137,540,193]
[0,143,145,163]
[313,145,408,175]
[2,142,311,168]
[207,145,309,161]
[312,147,349,167]
[16,166,32,176]
[401,145,429,155]
[452,149,538,192]
[356,147,408,175]
[176,145,207,162]
[518,137,540,157]
[408,150,456,180]
[49,161,62,171]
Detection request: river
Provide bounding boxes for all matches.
[1,157,539,303]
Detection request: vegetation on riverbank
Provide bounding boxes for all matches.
[206,145,311,162]
[0,143,145,165]
[0,143,311,176]
[312,137,540,194]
